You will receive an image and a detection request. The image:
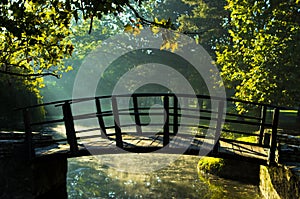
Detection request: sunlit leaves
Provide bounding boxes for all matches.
[217,0,300,112]
[0,0,74,97]
[123,15,179,52]
[150,17,179,52]
[159,30,179,52]
[124,18,143,36]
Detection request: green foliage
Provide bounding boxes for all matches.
[197,157,225,174]
[41,5,150,101]
[0,0,74,83]
[178,0,229,57]
[64,0,139,24]
[0,0,145,95]
[70,13,125,59]
[216,0,300,112]
[0,0,75,127]
[41,17,119,102]
[0,80,45,129]
[0,0,146,129]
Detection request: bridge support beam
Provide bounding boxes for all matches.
[268,108,279,165]
[112,97,123,148]
[259,105,267,146]
[173,95,178,135]
[212,100,225,154]
[95,98,107,138]
[163,96,170,146]
[62,102,79,155]
[133,96,142,135]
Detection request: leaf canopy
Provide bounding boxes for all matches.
[216,0,300,112]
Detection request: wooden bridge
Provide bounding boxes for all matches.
[15,93,294,165]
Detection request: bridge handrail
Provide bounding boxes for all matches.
[17,93,294,111]
[20,93,289,164]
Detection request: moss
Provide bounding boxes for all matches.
[197,157,225,175]
[198,157,260,184]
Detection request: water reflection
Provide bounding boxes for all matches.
[67,154,260,199]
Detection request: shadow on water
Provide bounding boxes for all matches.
[67,154,261,199]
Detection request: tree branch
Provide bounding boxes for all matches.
[183,31,205,35]
[125,2,205,36]
[126,3,152,25]
[88,15,94,34]
[126,2,174,29]
[0,70,60,78]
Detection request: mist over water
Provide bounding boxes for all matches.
[67,155,261,199]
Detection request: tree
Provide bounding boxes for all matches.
[0,0,170,89]
[0,0,75,128]
[0,0,144,128]
[1,0,223,103]
[0,1,74,83]
[177,0,229,58]
[41,0,189,101]
[41,13,125,101]
[216,0,300,112]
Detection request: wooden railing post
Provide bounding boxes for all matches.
[23,108,35,159]
[259,105,267,146]
[95,98,107,138]
[213,100,225,154]
[268,108,280,165]
[112,97,123,148]
[163,95,170,146]
[133,95,142,135]
[173,95,178,135]
[62,102,79,155]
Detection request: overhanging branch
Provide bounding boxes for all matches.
[126,3,205,36]
[126,2,173,29]
[0,70,60,78]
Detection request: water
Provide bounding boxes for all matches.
[67,154,261,199]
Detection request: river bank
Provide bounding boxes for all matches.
[197,157,300,199]
[2,153,297,198]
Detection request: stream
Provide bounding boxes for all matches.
[67,154,261,199]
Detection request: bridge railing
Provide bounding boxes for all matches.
[20,93,288,164]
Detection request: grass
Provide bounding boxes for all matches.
[236,136,258,143]
[221,108,300,142]
[277,110,300,131]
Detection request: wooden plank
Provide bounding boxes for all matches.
[19,93,281,164]
[34,132,268,163]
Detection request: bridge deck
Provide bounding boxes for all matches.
[35,132,268,164]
